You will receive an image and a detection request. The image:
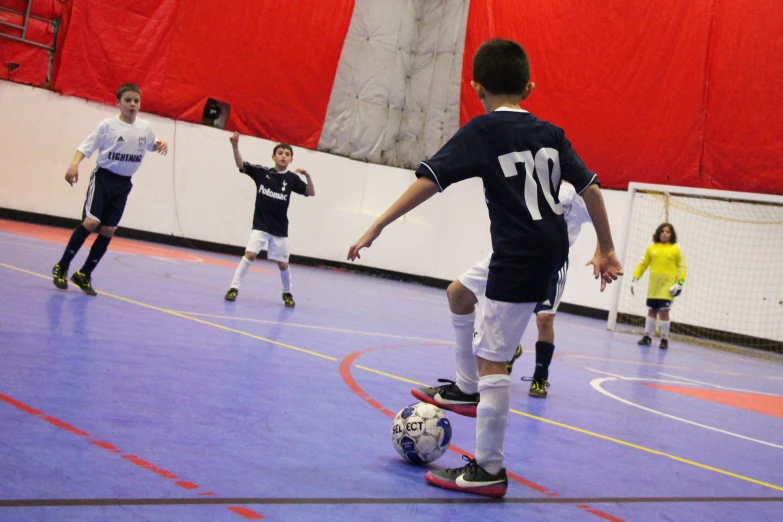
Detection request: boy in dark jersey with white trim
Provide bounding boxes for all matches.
[52,83,168,295]
[224,133,315,307]
[348,39,622,497]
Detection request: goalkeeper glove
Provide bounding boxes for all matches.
[630,278,638,296]
[670,280,684,297]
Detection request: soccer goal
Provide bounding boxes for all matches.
[607,182,783,353]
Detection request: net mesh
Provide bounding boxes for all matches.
[610,188,783,353]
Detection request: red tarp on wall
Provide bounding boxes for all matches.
[0,3,56,86]
[463,0,713,191]
[52,0,355,149]
[700,0,783,193]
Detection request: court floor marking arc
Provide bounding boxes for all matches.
[3,262,782,495]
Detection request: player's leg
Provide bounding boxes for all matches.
[267,235,294,307]
[658,305,672,349]
[638,301,657,345]
[53,168,103,289]
[527,259,567,397]
[426,299,535,497]
[226,231,263,300]
[411,257,488,417]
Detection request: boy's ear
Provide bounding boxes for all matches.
[470,80,485,100]
[520,81,536,100]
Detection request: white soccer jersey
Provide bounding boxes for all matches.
[77,117,156,177]
[559,182,592,247]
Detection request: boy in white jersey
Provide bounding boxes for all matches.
[224,133,315,307]
[52,83,168,295]
[413,182,594,414]
[631,222,687,349]
[348,39,622,497]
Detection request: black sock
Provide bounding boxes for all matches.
[58,225,92,271]
[80,233,112,275]
[533,341,555,380]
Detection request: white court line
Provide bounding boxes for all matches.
[658,372,781,397]
[588,374,783,450]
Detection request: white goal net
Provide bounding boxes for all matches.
[608,183,783,353]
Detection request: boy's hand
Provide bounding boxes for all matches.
[154,139,168,155]
[586,250,624,292]
[348,225,381,261]
[65,165,79,186]
[295,168,310,178]
[230,132,239,146]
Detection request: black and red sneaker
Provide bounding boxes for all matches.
[411,379,479,418]
[425,455,507,498]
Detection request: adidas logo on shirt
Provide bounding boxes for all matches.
[116,136,125,142]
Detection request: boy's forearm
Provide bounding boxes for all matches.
[70,151,86,167]
[232,145,243,169]
[372,177,439,231]
[305,176,315,196]
[581,184,615,253]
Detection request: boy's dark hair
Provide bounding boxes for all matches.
[116,83,142,101]
[273,143,294,156]
[473,38,530,96]
[653,222,677,244]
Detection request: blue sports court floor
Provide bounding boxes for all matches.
[1,219,782,521]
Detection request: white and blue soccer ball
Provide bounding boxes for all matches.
[391,402,452,464]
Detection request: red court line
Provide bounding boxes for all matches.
[0,392,265,520]
[338,345,625,521]
[645,384,783,419]
[0,219,275,274]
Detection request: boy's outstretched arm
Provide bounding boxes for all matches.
[347,177,439,261]
[65,151,86,186]
[295,168,315,196]
[229,132,244,169]
[581,184,624,291]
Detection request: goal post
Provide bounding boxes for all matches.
[607,182,783,353]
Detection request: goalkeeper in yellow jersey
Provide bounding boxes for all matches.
[631,222,687,349]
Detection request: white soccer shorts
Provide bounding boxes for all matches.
[474,298,536,362]
[245,229,290,262]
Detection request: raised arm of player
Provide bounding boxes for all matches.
[295,168,315,197]
[581,184,623,291]
[347,177,439,261]
[229,132,244,169]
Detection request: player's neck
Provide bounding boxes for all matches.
[272,166,287,172]
[482,95,523,113]
[118,113,137,124]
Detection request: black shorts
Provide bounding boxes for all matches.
[83,167,133,227]
[534,258,569,314]
[646,298,672,311]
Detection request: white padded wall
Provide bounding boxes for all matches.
[318,0,469,168]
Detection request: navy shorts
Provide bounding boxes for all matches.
[83,167,133,227]
[534,258,569,314]
[646,298,672,311]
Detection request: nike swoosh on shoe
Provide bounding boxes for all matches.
[433,393,474,405]
[455,474,505,488]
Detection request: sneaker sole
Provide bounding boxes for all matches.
[529,391,547,398]
[411,388,477,418]
[53,279,68,290]
[424,472,507,498]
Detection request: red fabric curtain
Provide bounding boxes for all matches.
[0,7,56,86]
[463,0,714,191]
[700,0,783,193]
[51,0,354,149]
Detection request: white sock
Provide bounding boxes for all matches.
[230,257,252,289]
[475,374,510,475]
[645,316,656,336]
[660,320,671,339]
[451,311,478,395]
[280,269,291,293]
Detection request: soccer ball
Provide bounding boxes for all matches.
[391,402,452,464]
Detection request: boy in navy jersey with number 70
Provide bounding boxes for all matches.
[52,83,168,295]
[348,39,623,497]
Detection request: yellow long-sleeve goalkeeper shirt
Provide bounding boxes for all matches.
[632,243,687,300]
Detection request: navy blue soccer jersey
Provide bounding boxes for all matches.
[241,163,309,237]
[415,108,598,303]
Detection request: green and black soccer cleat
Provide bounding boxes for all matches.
[225,288,238,301]
[505,344,523,375]
[526,377,549,398]
[70,271,97,296]
[52,264,68,290]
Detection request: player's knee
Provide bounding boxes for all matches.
[447,280,477,313]
[537,313,554,331]
[82,218,100,232]
[99,226,116,237]
[277,262,289,271]
[244,252,256,261]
